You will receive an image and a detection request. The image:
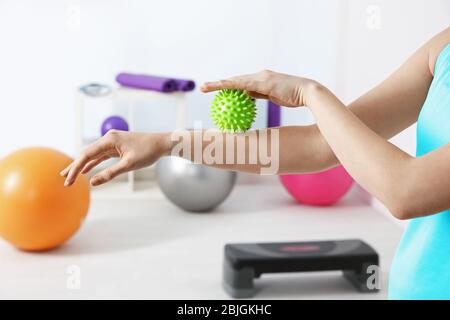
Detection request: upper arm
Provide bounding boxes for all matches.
[348,27,450,140]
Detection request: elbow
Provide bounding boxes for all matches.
[385,187,421,221]
[383,182,418,221]
[383,162,422,220]
[378,158,442,220]
[388,203,415,220]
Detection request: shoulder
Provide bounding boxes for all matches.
[428,27,450,76]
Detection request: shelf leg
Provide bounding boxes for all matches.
[127,95,135,192]
[74,91,84,156]
[176,95,187,129]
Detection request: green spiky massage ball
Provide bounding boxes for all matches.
[210,89,257,132]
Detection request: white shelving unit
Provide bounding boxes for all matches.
[75,86,188,193]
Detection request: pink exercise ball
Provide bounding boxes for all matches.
[279,165,354,206]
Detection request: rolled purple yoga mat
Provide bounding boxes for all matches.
[116,73,196,93]
[176,79,196,91]
[116,73,178,93]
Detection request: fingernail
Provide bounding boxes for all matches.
[64,180,69,187]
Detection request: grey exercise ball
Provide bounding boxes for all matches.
[156,156,237,212]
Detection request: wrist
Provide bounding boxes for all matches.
[156,132,174,156]
[304,80,325,108]
[305,80,324,104]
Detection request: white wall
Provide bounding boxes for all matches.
[270,0,341,126]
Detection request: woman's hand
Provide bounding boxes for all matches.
[61,130,170,187]
[201,69,318,107]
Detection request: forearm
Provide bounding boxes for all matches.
[306,83,427,218]
[161,126,338,174]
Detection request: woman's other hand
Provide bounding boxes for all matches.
[61,130,170,187]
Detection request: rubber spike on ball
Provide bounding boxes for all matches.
[210,89,257,132]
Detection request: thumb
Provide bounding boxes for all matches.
[90,158,131,186]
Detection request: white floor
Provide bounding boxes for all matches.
[0,178,403,299]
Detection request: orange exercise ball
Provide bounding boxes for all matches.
[0,147,90,251]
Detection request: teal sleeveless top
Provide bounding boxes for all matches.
[389,43,450,299]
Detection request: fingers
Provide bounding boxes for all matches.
[63,140,114,187]
[60,165,71,177]
[201,79,241,92]
[81,154,111,174]
[246,90,268,100]
[201,73,258,92]
[201,70,273,95]
[90,158,131,186]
